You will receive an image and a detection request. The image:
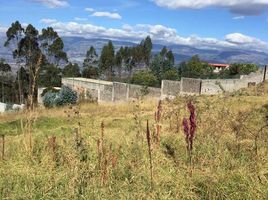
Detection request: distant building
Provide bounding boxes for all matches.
[209,63,230,73]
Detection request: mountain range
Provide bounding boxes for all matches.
[1,36,268,70]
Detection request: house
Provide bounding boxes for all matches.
[209,63,230,73]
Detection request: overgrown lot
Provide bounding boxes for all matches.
[0,82,267,200]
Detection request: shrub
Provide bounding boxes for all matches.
[43,86,77,108]
[55,86,77,106]
[131,70,158,87]
[43,92,57,108]
[41,87,60,97]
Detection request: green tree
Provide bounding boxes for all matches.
[4,21,24,104]
[39,64,62,87]
[163,68,179,80]
[166,50,175,65]
[181,55,213,78]
[82,66,99,79]
[83,46,98,67]
[115,47,124,79]
[0,59,12,102]
[141,36,152,67]
[131,70,158,87]
[39,27,68,65]
[63,63,81,77]
[99,41,115,80]
[229,63,258,75]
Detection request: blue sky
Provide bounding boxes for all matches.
[0,0,268,52]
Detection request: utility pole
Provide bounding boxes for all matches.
[263,65,267,82]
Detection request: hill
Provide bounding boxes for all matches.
[0,81,267,199]
[1,36,268,67]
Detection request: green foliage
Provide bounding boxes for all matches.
[39,64,62,87]
[131,70,158,87]
[82,66,99,79]
[163,68,179,80]
[150,47,177,83]
[229,63,258,75]
[41,87,60,97]
[43,86,77,108]
[43,92,57,108]
[39,27,68,65]
[180,55,214,78]
[99,41,115,80]
[83,46,98,67]
[55,86,78,106]
[63,63,81,77]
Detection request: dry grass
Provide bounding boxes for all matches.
[0,82,267,199]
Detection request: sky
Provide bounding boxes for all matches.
[0,0,268,52]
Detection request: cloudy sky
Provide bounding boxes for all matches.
[0,0,268,52]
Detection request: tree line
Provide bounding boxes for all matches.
[0,21,259,105]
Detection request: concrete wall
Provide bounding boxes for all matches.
[181,78,202,94]
[161,80,181,98]
[62,78,161,103]
[0,102,24,113]
[161,70,267,97]
[61,70,266,102]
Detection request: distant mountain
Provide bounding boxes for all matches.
[61,37,268,66]
[1,36,268,70]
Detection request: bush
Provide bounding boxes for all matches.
[131,70,158,87]
[43,86,77,108]
[55,86,77,106]
[43,92,57,108]
[41,87,60,97]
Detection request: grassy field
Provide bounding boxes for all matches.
[0,82,267,200]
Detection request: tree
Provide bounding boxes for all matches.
[39,27,68,66]
[160,46,168,58]
[83,46,98,67]
[39,64,62,87]
[15,67,29,103]
[131,70,158,87]
[115,47,124,79]
[181,55,214,79]
[99,41,115,81]
[4,21,24,104]
[15,24,44,109]
[150,54,174,83]
[63,63,81,77]
[166,50,175,65]
[163,68,179,80]
[0,59,12,102]
[5,22,67,109]
[82,66,99,79]
[228,63,258,75]
[141,36,152,67]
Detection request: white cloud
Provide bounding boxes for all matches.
[85,7,94,12]
[0,24,7,34]
[30,0,69,8]
[225,33,268,52]
[40,18,58,24]
[153,0,268,15]
[40,20,268,52]
[91,11,122,19]
[233,16,245,20]
[74,17,87,21]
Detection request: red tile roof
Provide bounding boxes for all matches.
[209,63,230,68]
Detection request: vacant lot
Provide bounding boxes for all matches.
[0,82,267,200]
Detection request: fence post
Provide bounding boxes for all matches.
[263,65,267,82]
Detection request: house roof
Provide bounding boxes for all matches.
[209,63,230,68]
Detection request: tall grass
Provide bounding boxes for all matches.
[0,83,267,199]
